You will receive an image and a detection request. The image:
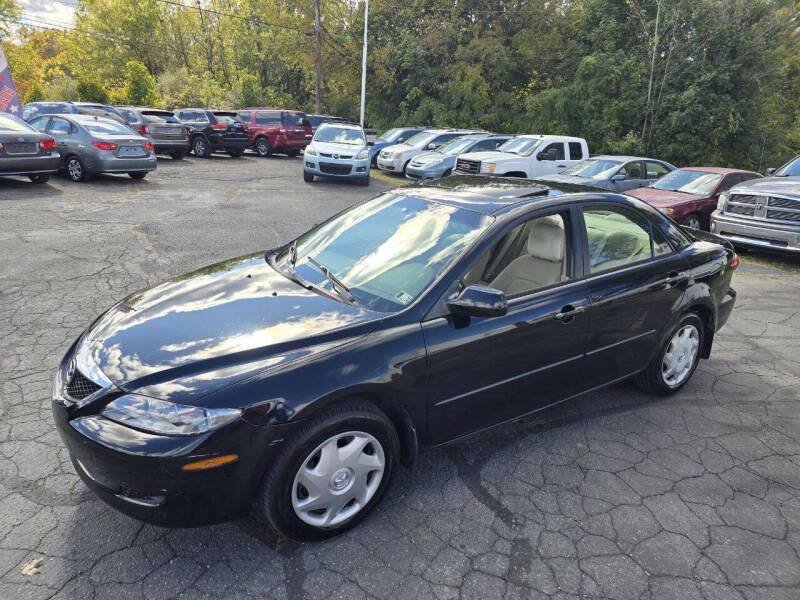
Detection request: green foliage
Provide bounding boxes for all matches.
[0,0,20,37]
[122,61,159,106]
[24,80,44,103]
[44,75,78,102]
[77,78,109,103]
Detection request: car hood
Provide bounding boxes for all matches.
[730,176,800,197]
[381,143,414,155]
[535,173,607,188]
[78,252,382,403]
[459,151,513,162]
[411,151,448,165]
[311,140,367,155]
[626,187,705,206]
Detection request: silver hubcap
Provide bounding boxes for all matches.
[662,324,700,387]
[685,216,700,229]
[195,140,205,154]
[292,431,385,528]
[68,160,81,180]
[257,140,267,154]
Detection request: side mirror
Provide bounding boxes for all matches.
[427,143,438,150]
[765,167,776,176]
[447,285,507,318]
[367,140,374,147]
[610,173,626,182]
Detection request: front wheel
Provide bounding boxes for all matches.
[634,313,704,395]
[29,174,49,184]
[192,137,210,158]
[357,175,370,186]
[258,402,399,541]
[303,171,314,183]
[680,213,703,231]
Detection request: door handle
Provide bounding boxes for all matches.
[665,271,688,286]
[553,304,585,323]
[557,164,566,168]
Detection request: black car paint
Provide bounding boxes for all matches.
[175,109,249,154]
[52,176,737,526]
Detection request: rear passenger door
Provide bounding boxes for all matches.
[579,203,690,388]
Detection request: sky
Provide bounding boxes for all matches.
[18,0,76,30]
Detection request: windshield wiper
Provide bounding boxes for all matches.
[289,239,298,266]
[307,256,355,303]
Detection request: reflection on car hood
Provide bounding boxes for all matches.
[79,252,382,403]
[730,176,800,197]
[311,140,366,155]
[458,151,510,162]
[534,173,606,188]
[626,187,705,206]
[411,151,447,165]
[381,143,413,154]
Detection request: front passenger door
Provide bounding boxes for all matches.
[612,161,647,191]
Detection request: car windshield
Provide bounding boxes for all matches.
[561,158,623,179]
[650,170,723,195]
[774,156,800,176]
[437,137,476,155]
[498,137,541,156]
[314,126,365,145]
[277,194,491,311]
[0,113,34,132]
[82,119,136,135]
[377,127,404,142]
[404,131,438,148]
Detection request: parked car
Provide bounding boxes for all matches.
[28,114,156,181]
[454,134,589,179]
[376,128,480,175]
[115,107,190,160]
[534,155,676,192]
[0,112,60,184]
[711,155,800,252]
[174,109,249,158]
[236,108,311,157]
[303,122,371,185]
[52,176,737,540]
[405,133,513,180]
[306,114,346,136]
[22,102,129,126]
[369,126,425,164]
[628,167,761,230]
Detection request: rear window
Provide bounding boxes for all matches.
[142,112,179,123]
[82,119,135,135]
[255,111,281,125]
[0,113,34,132]
[117,108,138,124]
[214,116,238,125]
[282,112,306,126]
[23,104,70,120]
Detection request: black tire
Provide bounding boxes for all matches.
[28,174,49,184]
[680,212,704,231]
[255,137,272,157]
[170,150,186,160]
[287,149,300,158]
[357,175,370,186]
[633,313,704,396]
[442,168,452,178]
[192,136,210,158]
[65,155,87,182]
[129,172,147,180]
[303,171,314,183]
[402,160,411,175]
[228,148,244,158]
[258,401,399,541]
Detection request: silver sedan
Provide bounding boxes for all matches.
[28,114,157,182]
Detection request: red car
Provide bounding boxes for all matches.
[627,167,762,230]
[236,108,312,157]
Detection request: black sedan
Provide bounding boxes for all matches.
[0,112,60,183]
[52,176,738,540]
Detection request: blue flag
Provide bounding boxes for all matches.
[0,45,22,117]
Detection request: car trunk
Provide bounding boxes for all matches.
[211,112,248,142]
[0,132,45,158]
[142,111,187,141]
[103,135,149,158]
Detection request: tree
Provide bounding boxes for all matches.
[77,78,110,103]
[25,80,44,103]
[122,60,158,106]
[0,0,20,37]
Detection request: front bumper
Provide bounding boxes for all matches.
[376,155,405,172]
[304,156,370,179]
[710,210,800,253]
[51,350,288,527]
[0,153,61,176]
[405,163,449,180]
[92,154,157,174]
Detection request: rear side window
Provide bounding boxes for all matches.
[282,112,306,126]
[195,112,210,123]
[48,118,71,135]
[646,161,669,179]
[582,206,654,274]
[256,111,281,125]
[654,219,691,251]
[237,111,252,124]
[29,117,49,132]
[118,109,138,124]
[568,142,583,160]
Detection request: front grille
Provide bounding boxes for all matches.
[319,152,353,159]
[725,204,756,217]
[319,162,352,175]
[768,196,800,210]
[456,158,480,174]
[729,194,758,204]
[66,369,102,400]
[767,209,800,222]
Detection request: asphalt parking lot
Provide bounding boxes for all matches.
[1,155,800,600]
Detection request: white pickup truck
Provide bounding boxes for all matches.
[454,134,589,179]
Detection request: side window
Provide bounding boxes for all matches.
[618,161,643,180]
[582,206,653,274]
[48,118,71,135]
[255,111,281,125]
[196,112,210,123]
[435,134,458,146]
[645,161,669,179]
[463,213,570,297]
[568,141,583,160]
[237,111,251,124]
[651,224,674,257]
[540,142,565,161]
[717,174,741,192]
[473,139,501,152]
[30,117,49,132]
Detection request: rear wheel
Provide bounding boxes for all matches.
[255,137,272,158]
[303,171,314,183]
[680,212,703,230]
[66,156,87,182]
[170,150,186,160]
[28,174,49,184]
[228,148,244,158]
[129,172,147,180]
[192,136,210,158]
[634,313,703,395]
[258,402,399,541]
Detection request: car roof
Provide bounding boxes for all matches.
[674,166,760,175]
[318,121,362,130]
[516,134,585,142]
[588,154,666,162]
[66,114,123,124]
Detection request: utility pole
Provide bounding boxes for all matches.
[359,0,369,127]
[314,0,322,114]
[642,0,661,142]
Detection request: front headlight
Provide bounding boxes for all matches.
[102,394,242,436]
[305,144,317,156]
[717,191,729,210]
[658,207,675,216]
[356,148,370,159]
[480,163,496,174]
[427,158,444,166]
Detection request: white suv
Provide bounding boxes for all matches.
[454,134,589,179]
[376,129,479,175]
